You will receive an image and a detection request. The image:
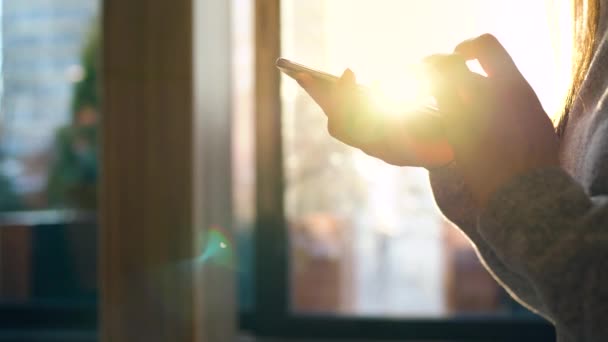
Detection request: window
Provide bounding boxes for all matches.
[281,0,567,318]
[0,0,100,331]
[244,0,570,339]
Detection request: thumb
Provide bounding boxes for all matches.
[338,68,356,86]
[454,34,521,80]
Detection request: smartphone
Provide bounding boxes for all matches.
[276,57,342,84]
[275,57,440,115]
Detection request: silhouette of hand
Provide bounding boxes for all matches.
[296,69,454,169]
[425,34,559,207]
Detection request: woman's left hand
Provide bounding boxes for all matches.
[426,34,560,207]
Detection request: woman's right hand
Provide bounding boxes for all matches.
[296,70,454,169]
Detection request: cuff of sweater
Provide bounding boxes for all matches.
[428,161,481,238]
[478,167,591,255]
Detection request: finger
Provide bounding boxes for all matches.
[295,73,335,113]
[423,54,485,156]
[334,69,357,106]
[454,33,521,79]
[328,69,365,143]
[423,54,471,115]
[338,68,356,86]
[295,72,313,88]
[423,53,471,82]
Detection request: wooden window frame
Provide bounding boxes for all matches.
[101,0,235,341]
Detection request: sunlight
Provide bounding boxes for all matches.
[318,0,573,119]
[368,66,431,116]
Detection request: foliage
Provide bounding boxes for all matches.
[47,25,100,209]
[71,24,100,115]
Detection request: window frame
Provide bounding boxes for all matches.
[251,0,555,340]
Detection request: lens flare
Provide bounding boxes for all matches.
[194,226,236,269]
[368,66,431,116]
[143,227,236,322]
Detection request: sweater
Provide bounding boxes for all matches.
[429,4,608,341]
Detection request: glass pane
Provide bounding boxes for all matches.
[232,0,255,312]
[0,0,100,304]
[0,216,97,302]
[282,0,568,317]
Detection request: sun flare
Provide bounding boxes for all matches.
[368,67,431,115]
[316,0,573,119]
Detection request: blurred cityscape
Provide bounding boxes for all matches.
[0,0,99,302]
[0,0,98,211]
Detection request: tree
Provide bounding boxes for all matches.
[47,25,100,209]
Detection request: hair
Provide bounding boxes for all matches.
[557,0,600,135]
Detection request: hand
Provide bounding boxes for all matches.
[296,70,454,169]
[425,34,560,207]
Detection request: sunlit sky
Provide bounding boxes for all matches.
[285,0,573,118]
